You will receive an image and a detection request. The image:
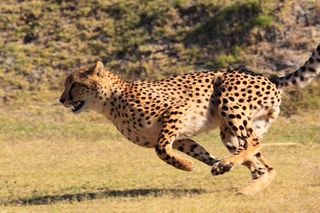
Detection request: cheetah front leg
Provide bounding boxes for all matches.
[173,138,219,166]
[155,134,193,171]
[155,112,193,171]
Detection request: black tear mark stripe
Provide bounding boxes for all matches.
[69,83,75,100]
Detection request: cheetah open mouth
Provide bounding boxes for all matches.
[71,100,86,113]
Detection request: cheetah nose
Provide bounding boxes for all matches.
[59,98,65,104]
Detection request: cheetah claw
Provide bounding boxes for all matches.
[211,160,234,176]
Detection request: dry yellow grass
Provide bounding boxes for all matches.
[0,110,319,212]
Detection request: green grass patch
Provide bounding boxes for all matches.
[0,114,120,142]
[250,14,273,26]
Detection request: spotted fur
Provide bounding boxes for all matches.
[60,43,320,193]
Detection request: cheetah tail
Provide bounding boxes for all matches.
[270,43,320,89]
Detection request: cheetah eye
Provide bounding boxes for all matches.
[69,82,89,95]
[71,82,88,89]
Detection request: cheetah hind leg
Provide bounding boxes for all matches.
[211,140,262,176]
[173,138,219,166]
[218,125,275,194]
[239,152,276,195]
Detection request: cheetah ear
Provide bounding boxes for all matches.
[91,61,104,77]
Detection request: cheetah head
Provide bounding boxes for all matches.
[59,61,105,113]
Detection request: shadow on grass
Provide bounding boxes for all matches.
[2,188,207,206]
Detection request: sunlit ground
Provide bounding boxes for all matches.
[0,107,319,212]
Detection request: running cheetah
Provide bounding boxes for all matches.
[60,43,320,194]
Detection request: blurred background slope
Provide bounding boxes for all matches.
[0,0,319,115]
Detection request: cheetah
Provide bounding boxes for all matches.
[60,43,320,194]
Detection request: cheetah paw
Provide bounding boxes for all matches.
[211,160,234,176]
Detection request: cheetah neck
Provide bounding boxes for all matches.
[91,72,129,117]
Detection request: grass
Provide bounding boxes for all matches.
[2,0,311,103]
[0,108,319,212]
[1,0,319,115]
[250,14,273,26]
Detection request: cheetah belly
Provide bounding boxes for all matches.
[134,124,162,147]
[252,119,270,138]
[179,109,219,137]
[252,107,279,138]
[114,119,161,148]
